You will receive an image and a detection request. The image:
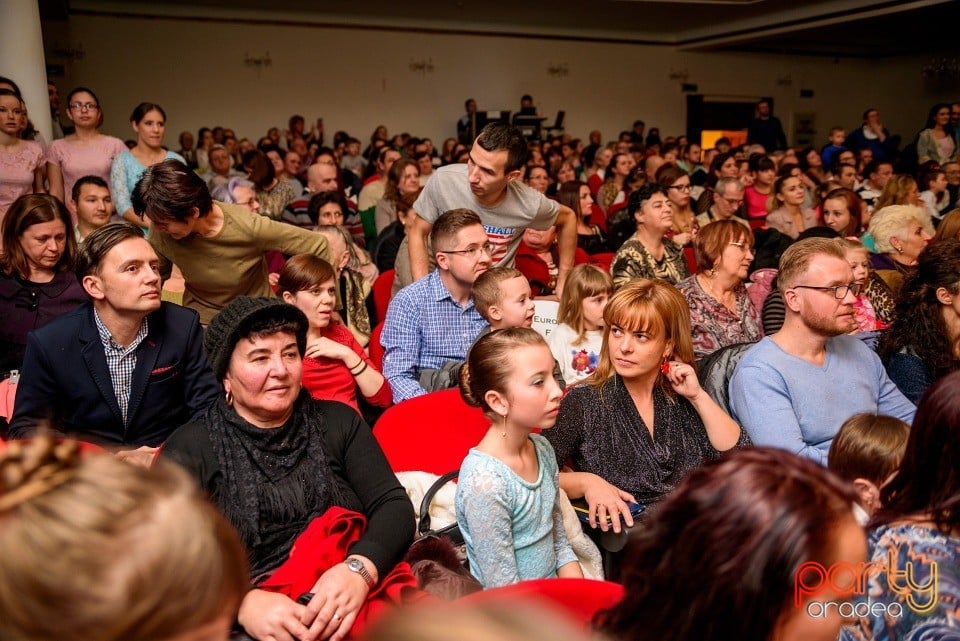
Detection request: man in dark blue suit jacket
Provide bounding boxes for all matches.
[10,224,219,464]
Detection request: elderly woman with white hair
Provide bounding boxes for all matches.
[868,204,933,294]
[209,176,261,214]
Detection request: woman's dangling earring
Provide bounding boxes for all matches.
[225,390,234,406]
[501,412,508,438]
[895,244,904,254]
[660,356,671,376]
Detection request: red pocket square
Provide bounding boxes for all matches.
[150,365,175,375]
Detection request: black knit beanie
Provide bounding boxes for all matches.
[204,296,309,380]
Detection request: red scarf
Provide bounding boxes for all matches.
[259,507,423,636]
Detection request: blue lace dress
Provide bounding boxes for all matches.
[455,433,578,588]
[110,150,186,218]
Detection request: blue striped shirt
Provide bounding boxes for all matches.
[381,270,488,403]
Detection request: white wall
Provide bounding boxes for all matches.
[42,13,957,149]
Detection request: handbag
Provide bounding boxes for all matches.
[415,470,463,547]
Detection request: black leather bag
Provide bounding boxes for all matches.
[415,470,463,546]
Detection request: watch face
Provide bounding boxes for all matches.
[346,558,373,585]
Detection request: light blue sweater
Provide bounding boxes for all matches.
[110,150,186,217]
[728,335,915,465]
[455,433,577,588]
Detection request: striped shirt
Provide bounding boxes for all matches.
[94,309,149,424]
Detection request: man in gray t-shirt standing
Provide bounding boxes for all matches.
[394,123,577,299]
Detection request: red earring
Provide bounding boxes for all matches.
[660,357,671,375]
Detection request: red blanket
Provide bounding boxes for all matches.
[258,507,422,636]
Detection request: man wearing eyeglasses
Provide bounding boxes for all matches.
[381,209,492,403]
[695,177,749,230]
[728,238,915,465]
[392,122,576,300]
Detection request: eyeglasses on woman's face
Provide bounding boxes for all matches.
[69,102,99,112]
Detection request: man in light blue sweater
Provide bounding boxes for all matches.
[729,238,915,465]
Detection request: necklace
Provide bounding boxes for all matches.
[699,273,740,318]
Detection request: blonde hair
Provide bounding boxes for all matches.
[473,267,525,322]
[557,264,613,345]
[776,237,848,293]
[588,279,695,393]
[0,435,249,641]
[874,174,917,211]
[840,238,870,259]
[868,205,928,254]
[459,327,548,418]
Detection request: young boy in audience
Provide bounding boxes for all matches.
[827,412,910,525]
[472,267,536,331]
[340,137,368,177]
[473,267,565,388]
[821,127,847,169]
[415,267,567,392]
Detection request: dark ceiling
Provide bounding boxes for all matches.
[54,0,960,58]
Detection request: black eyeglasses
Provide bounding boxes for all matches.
[669,183,691,192]
[438,242,495,259]
[69,102,99,112]
[792,283,863,299]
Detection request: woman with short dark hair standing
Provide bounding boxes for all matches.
[134,159,331,325]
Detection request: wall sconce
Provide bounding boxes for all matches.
[52,41,85,62]
[244,52,272,69]
[921,57,960,82]
[777,74,793,86]
[409,58,435,75]
[668,68,689,82]
[547,63,569,78]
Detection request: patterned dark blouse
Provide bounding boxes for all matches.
[545,376,752,506]
[677,275,761,360]
[610,237,689,289]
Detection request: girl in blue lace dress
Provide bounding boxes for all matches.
[455,328,583,588]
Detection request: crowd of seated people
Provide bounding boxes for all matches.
[2,74,960,640]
